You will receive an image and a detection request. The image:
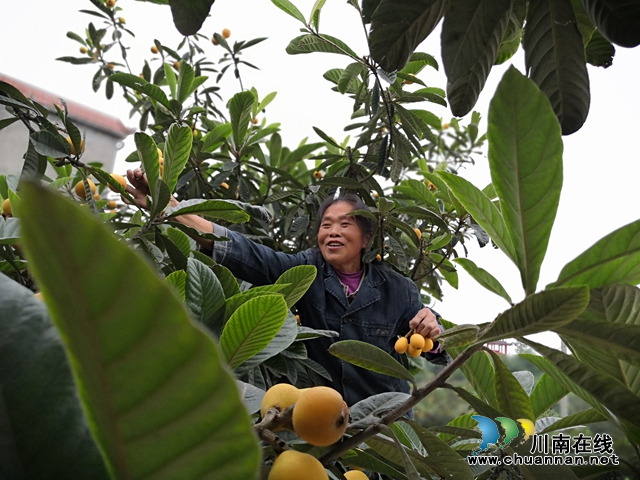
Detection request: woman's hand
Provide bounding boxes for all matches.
[409,307,441,345]
[124,168,151,209]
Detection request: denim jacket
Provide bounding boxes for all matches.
[210,225,450,406]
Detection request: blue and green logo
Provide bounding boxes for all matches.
[471,415,535,454]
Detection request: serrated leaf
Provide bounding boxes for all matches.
[166,199,249,223]
[523,0,590,134]
[349,392,411,428]
[166,227,191,258]
[29,131,70,159]
[176,61,195,103]
[271,0,306,23]
[212,264,240,299]
[338,62,364,94]
[274,264,317,309]
[555,219,640,289]
[489,66,563,294]
[523,339,640,430]
[329,340,415,386]
[220,295,289,369]
[435,324,479,348]
[442,0,512,116]
[163,124,192,193]
[531,373,569,418]
[453,257,512,304]
[286,34,358,58]
[539,408,607,433]
[224,285,289,321]
[109,72,171,109]
[229,91,255,148]
[477,287,589,345]
[202,123,232,153]
[17,182,260,479]
[185,258,226,327]
[164,270,187,301]
[437,171,516,265]
[489,351,535,421]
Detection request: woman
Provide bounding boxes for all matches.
[125,169,449,406]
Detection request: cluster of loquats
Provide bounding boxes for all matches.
[261,384,351,479]
[394,330,434,358]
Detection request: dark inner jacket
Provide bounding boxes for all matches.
[208,224,450,406]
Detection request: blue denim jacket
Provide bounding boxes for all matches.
[210,225,450,406]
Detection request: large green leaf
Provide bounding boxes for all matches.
[407,420,474,480]
[0,217,20,244]
[220,295,288,370]
[176,61,195,103]
[441,0,512,117]
[224,284,289,321]
[477,287,589,345]
[275,264,317,308]
[229,91,255,149]
[366,434,431,479]
[489,351,535,421]
[163,124,193,193]
[582,0,640,47]
[285,34,358,58]
[339,448,408,479]
[437,171,516,264]
[530,373,568,418]
[368,0,446,71]
[554,219,640,289]
[328,340,415,386]
[109,73,171,109]
[185,258,226,328]
[539,408,607,434]
[0,275,109,479]
[453,257,512,303]
[349,392,411,428]
[165,199,249,223]
[17,182,260,479]
[523,340,640,430]
[168,0,215,36]
[270,0,306,24]
[523,0,590,135]
[134,132,160,201]
[488,66,563,294]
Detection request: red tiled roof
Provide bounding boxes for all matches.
[0,73,135,138]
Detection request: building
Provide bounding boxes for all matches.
[0,73,133,178]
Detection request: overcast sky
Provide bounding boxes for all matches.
[3,0,640,348]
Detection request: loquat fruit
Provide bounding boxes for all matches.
[80,46,88,54]
[407,344,422,358]
[376,254,381,261]
[268,450,326,480]
[403,73,415,85]
[151,45,159,54]
[157,147,164,158]
[220,182,229,189]
[108,200,116,209]
[222,28,231,39]
[252,117,259,124]
[394,336,408,354]
[108,173,127,192]
[260,383,301,419]
[344,471,369,480]
[292,387,348,446]
[211,36,219,45]
[422,337,434,352]
[414,227,422,239]
[75,179,96,199]
[442,123,450,129]
[427,181,436,191]
[295,314,301,324]
[93,193,101,201]
[34,292,44,301]
[173,61,180,70]
[66,136,85,155]
[107,63,115,70]
[410,333,425,350]
[118,17,125,24]
[2,198,11,216]
[313,171,323,179]
[106,0,116,7]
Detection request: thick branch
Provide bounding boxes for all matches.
[319,342,484,465]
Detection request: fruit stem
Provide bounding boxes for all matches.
[254,405,295,454]
[404,328,415,338]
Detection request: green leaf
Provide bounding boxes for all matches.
[0,275,109,479]
[523,0,590,134]
[29,131,70,159]
[349,392,411,428]
[229,91,255,148]
[329,340,415,386]
[407,420,474,480]
[134,132,160,198]
[17,182,260,479]
[555,219,640,289]
[185,258,226,327]
[453,257,512,304]
[441,0,512,116]
[448,385,504,418]
[224,285,289,321]
[488,66,563,294]
[476,286,589,344]
[368,0,447,71]
[523,340,640,430]
[339,448,408,479]
[271,0,306,23]
[0,116,19,131]
[489,351,535,421]
[530,373,569,418]
[164,270,187,301]
[109,72,171,109]
[236,380,265,415]
[163,62,177,99]
[585,29,615,68]
[286,34,358,58]
[437,171,516,264]
[435,324,479,349]
[275,265,317,309]
[582,0,640,48]
[395,178,439,211]
[220,295,289,369]
[338,62,365,94]
[0,217,20,244]
[212,264,240,298]
[168,0,214,35]
[176,61,195,103]
[539,408,607,433]
[166,199,249,223]
[163,124,193,193]
[20,141,48,183]
[166,226,191,258]
[202,123,232,153]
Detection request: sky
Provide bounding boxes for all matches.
[2,0,640,349]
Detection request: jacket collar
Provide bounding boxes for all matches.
[322,259,385,312]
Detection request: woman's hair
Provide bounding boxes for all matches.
[315,193,374,238]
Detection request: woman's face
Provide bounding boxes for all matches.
[317,202,371,273]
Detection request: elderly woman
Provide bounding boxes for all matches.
[126,169,449,406]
